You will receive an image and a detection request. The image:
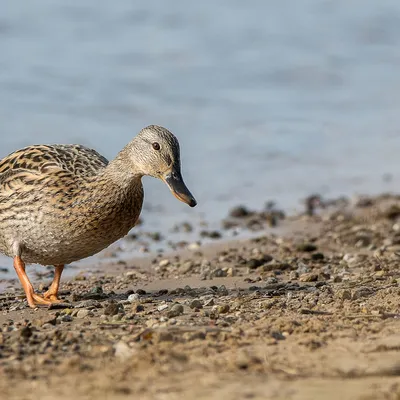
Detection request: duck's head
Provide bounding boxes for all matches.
[131,125,197,207]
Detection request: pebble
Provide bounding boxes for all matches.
[159,259,170,268]
[296,243,317,252]
[338,289,352,300]
[189,300,203,309]
[215,304,230,314]
[188,242,201,251]
[128,293,140,303]
[104,302,121,316]
[299,273,319,282]
[204,298,215,307]
[76,309,91,319]
[157,304,169,312]
[135,304,145,312]
[20,326,33,340]
[217,285,229,296]
[167,304,184,318]
[212,268,227,278]
[114,341,136,360]
[229,205,251,218]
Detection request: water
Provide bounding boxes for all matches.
[1,1,400,278]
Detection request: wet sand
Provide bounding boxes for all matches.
[2,194,400,399]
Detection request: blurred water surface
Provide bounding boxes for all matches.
[1,1,400,260]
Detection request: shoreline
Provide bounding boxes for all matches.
[2,192,400,399]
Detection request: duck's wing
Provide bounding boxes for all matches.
[0,145,109,200]
[0,144,109,178]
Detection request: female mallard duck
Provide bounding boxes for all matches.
[0,125,196,308]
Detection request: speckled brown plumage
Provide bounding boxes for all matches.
[0,125,196,307]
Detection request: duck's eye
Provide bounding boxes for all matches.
[152,142,160,151]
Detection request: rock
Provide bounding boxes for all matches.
[215,304,230,314]
[156,331,174,342]
[229,206,251,218]
[114,341,135,360]
[200,230,222,239]
[90,286,103,295]
[128,293,140,303]
[297,243,317,252]
[311,252,325,261]
[104,302,121,316]
[297,262,310,274]
[217,285,229,296]
[136,289,147,295]
[75,300,101,309]
[212,268,227,278]
[20,326,33,340]
[167,304,184,318]
[157,304,169,312]
[352,287,375,300]
[135,304,145,312]
[159,259,170,268]
[204,298,215,307]
[337,289,352,300]
[189,300,203,309]
[299,273,319,282]
[271,331,286,341]
[76,309,91,319]
[181,261,195,274]
[188,242,201,251]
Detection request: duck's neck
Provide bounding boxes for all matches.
[81,147,145,229]
[101,147,143,190]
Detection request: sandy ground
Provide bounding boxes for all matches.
[2,194,400,399]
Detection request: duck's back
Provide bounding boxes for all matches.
[0,144,109,179]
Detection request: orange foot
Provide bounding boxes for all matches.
[13,257,65,308]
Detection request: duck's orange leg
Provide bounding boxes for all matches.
[44,265,64,301]
[13,256,54,308]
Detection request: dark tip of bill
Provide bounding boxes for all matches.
[189,198,197,207]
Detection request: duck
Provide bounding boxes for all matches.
[0,125,196,308]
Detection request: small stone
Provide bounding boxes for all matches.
[159,259,170,268]
[135,304,145,312]
[20,326,32,340]
[104,302,121,316]
[128,293,140,303]
[114,341,135,360]
[299,273,319,282]
[213,268,227,278]
[189,300,203,309]
[336,289,352,300]
[215,304,230,314]
[204,298,215,307]
[62,315,73,322]
[167,304,184,318]
[229,205,251,218]
[217,285,229,296]
[297,262,310,274]
[188,242,201,251]
[156,331,174,342]
[157,304,169,312]
[136,289,147,295]
[311,253,325,261]
[297,243,317,252]
[352,287,374,300]
[90,286,103,295]
[271,331,286,341]
[76,309,91,319]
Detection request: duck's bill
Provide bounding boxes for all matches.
[163,170,197,207]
